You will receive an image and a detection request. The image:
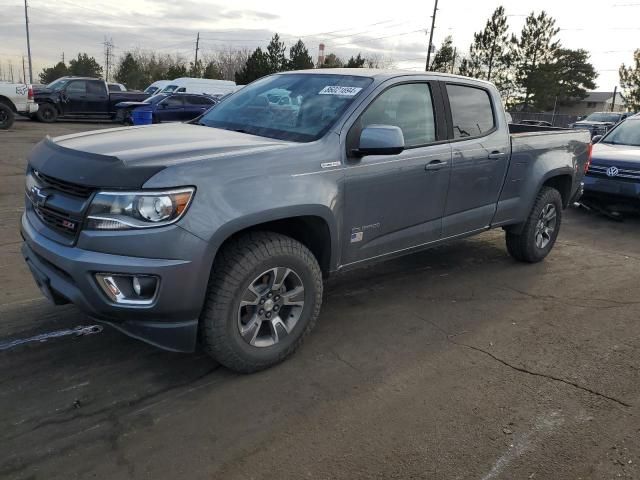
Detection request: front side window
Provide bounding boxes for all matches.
[446,84,495,139]
[355,83,437,148]
[198,73,373,142]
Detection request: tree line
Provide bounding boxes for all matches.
[35,14,640,112]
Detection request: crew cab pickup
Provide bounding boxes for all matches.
[32,76,147,122]
[0,82,38,129]
[21,70,591,372]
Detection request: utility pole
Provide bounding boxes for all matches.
[194,32,200,70]
[9,61,14,83]
[24,0,33,83]
[103,37,114,81]
[22,57,27,84]
[611,85,618,112]
[62,52,65,64]
[425,0,439,71]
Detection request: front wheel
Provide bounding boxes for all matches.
[506,186,563,263]
[36,103,58,123]
[200,232,323,373]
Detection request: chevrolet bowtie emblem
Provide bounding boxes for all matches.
[30,185,48,206]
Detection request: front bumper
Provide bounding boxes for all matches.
[20,212,212,352]
[583,174,640,202]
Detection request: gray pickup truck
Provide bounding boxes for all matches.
[21,70,591,372]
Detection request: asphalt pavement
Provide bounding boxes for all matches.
[1,118,639,479]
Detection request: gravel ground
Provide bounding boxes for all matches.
[1,118,639,480]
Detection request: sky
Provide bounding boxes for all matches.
[0,0,638,90]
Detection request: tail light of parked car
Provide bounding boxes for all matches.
[28,85,33,101]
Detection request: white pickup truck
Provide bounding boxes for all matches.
[0,82,39,129]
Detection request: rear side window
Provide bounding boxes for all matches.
[446,84,495,139]
[185,96,213,105]
[163,96,184,107]
[88,81,105,95]
[354,83,436,148]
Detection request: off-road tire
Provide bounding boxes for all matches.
[200,232,323,373]
[0,103,15,129]
[36,103,58,123]
[506,186,563,263]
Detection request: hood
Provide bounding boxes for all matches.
[591,142,640,169]
[28,123,295,189]
[52,123,293,165]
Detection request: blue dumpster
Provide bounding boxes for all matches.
[131,109,153,125]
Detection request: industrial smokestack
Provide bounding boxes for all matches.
[318,43,325,67]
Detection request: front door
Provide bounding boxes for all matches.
[441,83,511,237]
[342,82,452,266]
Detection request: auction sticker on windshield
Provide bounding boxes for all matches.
[318,86,363,96]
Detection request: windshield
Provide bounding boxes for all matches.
[601,120,640,146]
[584,113,621,123]
[197,73,373,142]
[47,78,71,91]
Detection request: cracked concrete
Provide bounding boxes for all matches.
[1,120,640,479]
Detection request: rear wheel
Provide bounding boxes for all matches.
[506,186,563,263]
[36,103,58,123]
[0,103,14,129]
[200,232,323,373]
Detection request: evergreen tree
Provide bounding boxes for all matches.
[203,61,223,79]
[320,53,343,68]
[346,53,366,68]
[39,61,69,84]
[266,33,287,73]
[235,48,271,84]
[68,53,103,77]
[620,49,640,111]
[513,11,561,109]
[430,36,455,73]
[167,63,188,79]
[188,59,203,78]
[114,53,147,90]
[528,48,597,111]
[287,39,314,70]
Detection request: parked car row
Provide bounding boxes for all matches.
[570,111,636,137]
[114,93,220,124]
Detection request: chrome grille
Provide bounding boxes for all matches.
[588,164,640,180]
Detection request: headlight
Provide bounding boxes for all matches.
[86,187,194,230]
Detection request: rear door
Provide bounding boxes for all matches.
[341,80,452,266]
[441,83,510,237]
[86,80,109,114]
[183,95,214,120]
[156,95,184,121]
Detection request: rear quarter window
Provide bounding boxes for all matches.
[446,84,495,139]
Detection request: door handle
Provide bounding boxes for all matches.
[425,160,448,171]
[488,151,506,160]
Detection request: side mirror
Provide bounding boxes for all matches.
[354,125,405,157]
[591,135,603,143]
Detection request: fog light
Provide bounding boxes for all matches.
[95,273,159,305]
[133,276,157,297]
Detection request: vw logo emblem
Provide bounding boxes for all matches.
[606,166,619,177]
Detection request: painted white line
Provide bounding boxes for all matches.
[0,325,103,351]
[480,411,564,480]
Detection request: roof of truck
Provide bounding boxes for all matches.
[281,68,493,85]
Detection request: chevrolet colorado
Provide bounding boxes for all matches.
[21,70,591,372]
